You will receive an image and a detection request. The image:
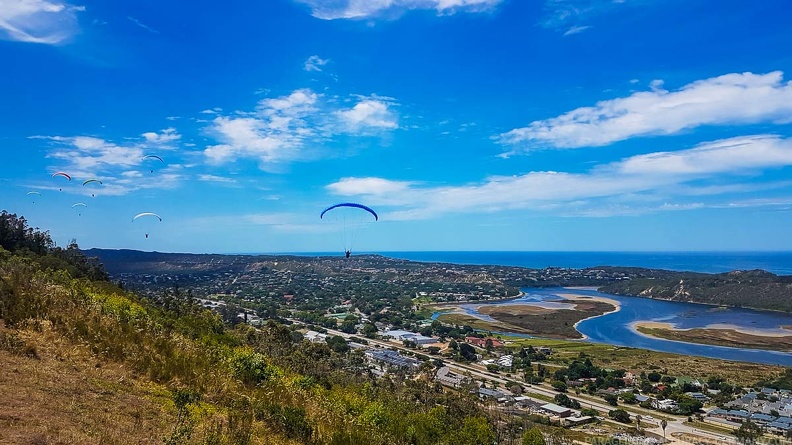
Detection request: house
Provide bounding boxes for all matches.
[435,367,466,388]
[564,416,594,427]
[623,372,637,386]
[635,394,650,403]
[477,387,507,400]
[304,330,327,343]
[652,399,679,411]
[537,347,553,355]
[465,336,504,348]
[686,392,710,403]
[750,413,778,425]
[540,403,572,418]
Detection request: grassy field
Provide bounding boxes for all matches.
[0,323,176,445]
[479,301,615,339]
[484,335,786,386]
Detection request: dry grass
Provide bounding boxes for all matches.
[0,322,174,445]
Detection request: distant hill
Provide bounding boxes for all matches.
[597,268,792,312]
[85,248,792,313]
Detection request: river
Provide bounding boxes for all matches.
[433,287,792,366]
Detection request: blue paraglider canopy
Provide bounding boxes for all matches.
[320,203,378,221]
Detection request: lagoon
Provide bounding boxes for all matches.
[436,287,792,366]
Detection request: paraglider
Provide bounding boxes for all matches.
[72,202,87,216]
[82,179,103,197]
[133,212,162,222]
[27,191,41,203]
[143,155,164,173]
[320,203,378,257]
[133,212,162,239]
[52,172,71,191]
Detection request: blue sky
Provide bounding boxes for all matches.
[2,0,792,253]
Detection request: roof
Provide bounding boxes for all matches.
[541,403,571,414]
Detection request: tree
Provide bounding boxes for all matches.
[551,380,567,393]
[580,408,599,417]
[647,372,662,382]
[603,394,618,406]
[608,409,631,423]
[733,420,763,445]
[449,339,459,350]
[621,392,637,404]
[361,323,378,338]
[325,335,349,354]
[522,427,546,445]
[459,343,477,361]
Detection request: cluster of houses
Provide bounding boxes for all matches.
[707,388,792,435]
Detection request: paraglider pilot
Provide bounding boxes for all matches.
[345,250,351,258]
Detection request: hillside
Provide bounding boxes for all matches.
[1,211,497,445]
[597,268,792,312]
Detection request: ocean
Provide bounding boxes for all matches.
[368,251,792,276]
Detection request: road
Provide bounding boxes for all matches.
[292,321,738,444]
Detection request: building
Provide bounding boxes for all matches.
[365,349,421,371]
[686,392,710,403]
[304,330,327,343]
[652,399,679,411]
[383,330,436,345]
[564,416,594,427]
[435,367,467,388]
[465,336,504,348]
[540,403,572,418]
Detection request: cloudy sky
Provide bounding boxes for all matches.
[2,0,792,253]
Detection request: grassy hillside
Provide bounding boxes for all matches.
[0,211,496,445]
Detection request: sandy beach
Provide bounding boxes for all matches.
[635,321,792,338]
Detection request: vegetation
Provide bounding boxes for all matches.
[733,420,763,445]
[599,268,792,312]
[522,427,546,445]
[0,212,498,444]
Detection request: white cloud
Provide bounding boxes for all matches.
[304,55,329,72]
[498,71,792,150]
[204,89,398,167]
[198,174,237,184]
[35,129,186,195]
[327,177,413,195]
[335,98,398,133]
[296,0,501,20]
[541,0,631,34]
[328,135,792,219]
[0,0,82,44]
[141,127,181,144]
[127,16,158,34]
[562,25,589,36]
[612,135,792,176]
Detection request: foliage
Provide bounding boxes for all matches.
[733,420,763,445]
[522,427,547,445]
[608,409,631,423]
